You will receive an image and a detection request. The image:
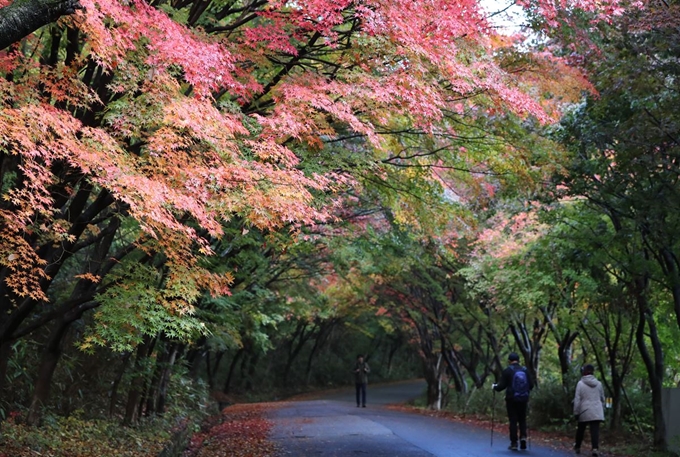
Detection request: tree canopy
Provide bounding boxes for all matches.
[3,0,680,455]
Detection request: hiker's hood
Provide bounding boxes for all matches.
[581,374,599,388]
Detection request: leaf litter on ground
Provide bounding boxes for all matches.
[183,403,280,457]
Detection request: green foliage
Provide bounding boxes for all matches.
[527,381,572,429]
[0,170,17,194]
[82,262,208,353]
[442,386,499,417]
[0,366,212,457]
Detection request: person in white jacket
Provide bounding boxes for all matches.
[573,364,605,456]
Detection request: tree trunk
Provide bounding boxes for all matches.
[607,310,635,432]
[185,337,206,379]
[609,380,623,432]
[205,351,214,389]
[509,316,547,389]
[386,340,402,377]
[223,348,244,394]
[109,351,132,417]
[633,279,666,450]
[441,348,466,393]
[145,342,171,416]
[659,247,680,332]
[156,344,180,415]
[282,321,311,387]
[244,351,259,391]
[187,347,206,380]
[423,352,443,410]
[24,297,99,424]
[206,351,224,390]
[305,320,336,385]
[0,341,10,397]
[26,318,72,425]
[539,301,577,394]
[552,324,577,394]
[123,336,155,426]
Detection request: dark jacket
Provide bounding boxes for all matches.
[494,363,533,401]
[353,361,370,384]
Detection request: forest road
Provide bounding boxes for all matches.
[268,379,574,457]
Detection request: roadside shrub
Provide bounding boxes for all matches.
[0,370,211,457]
[527,381,571,430]
[437,382,507,422]
[165,367,213,419]
[0,412,167,457]
[618,387,653,436]
[443,386,501,418]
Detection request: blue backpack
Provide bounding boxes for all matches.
[512,367,530,402]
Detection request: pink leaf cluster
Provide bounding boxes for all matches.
[77,0,259,98]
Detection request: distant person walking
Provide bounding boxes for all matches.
[353,354,370,407]
[573,364,605,456]
[493,352,533,451]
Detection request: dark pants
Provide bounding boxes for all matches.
[575,420,600,450]
[506,399,528,444]
[355,382,366,406]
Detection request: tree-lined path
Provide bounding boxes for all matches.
[270,381,573,457]
[2,0,677,455]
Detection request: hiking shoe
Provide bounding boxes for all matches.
[591,450,598,457]
[520,439,527,450]
[573,444,580,454]
[508,443,518,451]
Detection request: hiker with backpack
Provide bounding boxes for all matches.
[492,352,533,451]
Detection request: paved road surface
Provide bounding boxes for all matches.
[269,380,574,457]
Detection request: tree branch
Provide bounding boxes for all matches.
[0,0,83,50]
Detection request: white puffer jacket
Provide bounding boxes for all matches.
[573,375,605,422]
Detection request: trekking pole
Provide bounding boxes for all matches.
[527,414,531,450]
[527,401,531,450]
[491,387,496,447]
